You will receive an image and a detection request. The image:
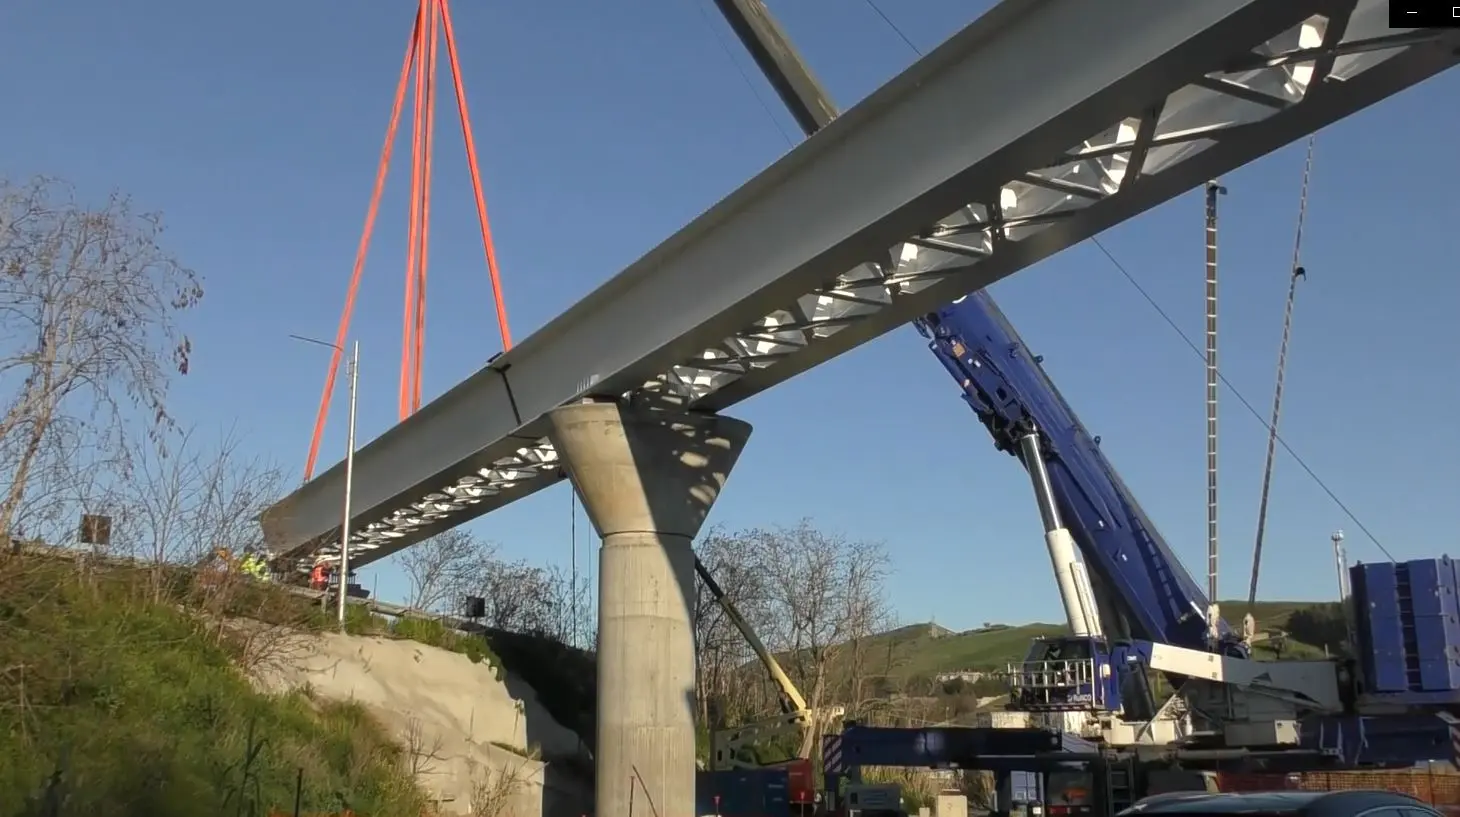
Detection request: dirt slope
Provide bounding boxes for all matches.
[248,627,592,816]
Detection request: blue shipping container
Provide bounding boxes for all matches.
[697,768,792,817]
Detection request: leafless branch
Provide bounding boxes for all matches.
[470,557,591,645]
[403,716,446,779]
[397,529,493,613]
[692,519,893,750]
[109,424,284,587]
[467,756,534,817]
[0,175,203,545]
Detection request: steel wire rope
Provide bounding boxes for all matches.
[864,1,1394,562]
[1248,135,1317,613]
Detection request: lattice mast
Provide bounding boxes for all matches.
[1204,179,1225,641]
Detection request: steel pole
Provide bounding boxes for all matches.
[338,340,359,630]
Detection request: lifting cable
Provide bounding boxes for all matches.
[302,0,515,480]
[402,0,439,419]
[1246,135,1316,613]
[846,4,1394,561]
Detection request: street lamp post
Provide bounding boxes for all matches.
[290,335,360,632]
[338,341,359,630]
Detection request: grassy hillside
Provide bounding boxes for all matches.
[0,557,431,817]
[847,599,1340,683]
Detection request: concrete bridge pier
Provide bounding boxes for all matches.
[545,401,751,817]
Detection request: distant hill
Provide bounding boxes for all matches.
[848,599,1342,684]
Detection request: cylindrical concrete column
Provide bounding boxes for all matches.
[546,402,752,817]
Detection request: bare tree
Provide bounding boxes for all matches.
[694,527,775,728]
[461,554,595,646]
[541,563,594,646]
[467,756,535,817]
[110,424,284,596]
[0,176,203,543]
[1,418,127,550]
[750,519,892,757]
[398,529,493,613]
[403,716,446,779]
[687,520,893,759]
[475,557,549,631]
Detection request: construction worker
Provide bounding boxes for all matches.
[253,550,273,583]
[310,560,327,591]
[238,549,269,582]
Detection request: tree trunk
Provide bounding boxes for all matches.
[0,403,54,548]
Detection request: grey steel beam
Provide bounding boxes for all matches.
[263,0,1458,571]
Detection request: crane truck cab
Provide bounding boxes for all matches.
[1007,636,1158,724]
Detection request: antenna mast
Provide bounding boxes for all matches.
[1332,529,1356,651]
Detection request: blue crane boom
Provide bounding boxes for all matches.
[918,292,1235,654]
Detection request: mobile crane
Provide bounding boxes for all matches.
[920,209,1460,766]
[708,0,1460,780]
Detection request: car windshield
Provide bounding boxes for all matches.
[1120,790,1327,816]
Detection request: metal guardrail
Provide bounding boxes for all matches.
[1007,658,1105,710]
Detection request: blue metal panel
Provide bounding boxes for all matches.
[1366,618,1411,693]
[1353,562,1408,692]
[1300,713,1456,767]
[1450,558,1460,612]
[1408,558,1460,617]
[1418,657,1460,693]
[1365,688,1460,707]
[1413,615,1460,685]
[1409,563,1460,693]
[1355,562,1402,620]
[840,724,1063,769]
[698,768,791,817]
[1352,558,1460,697]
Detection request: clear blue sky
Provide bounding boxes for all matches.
[3,0,1456,631]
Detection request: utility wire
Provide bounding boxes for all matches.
[1090,241,1393,561]
[863,2,1393,561]
[864,0,919,53]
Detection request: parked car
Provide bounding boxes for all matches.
[1120,790,1442,817]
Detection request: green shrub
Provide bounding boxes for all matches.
[391,616,500,673]
[484,629,595,747]
[0,558,429,817]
